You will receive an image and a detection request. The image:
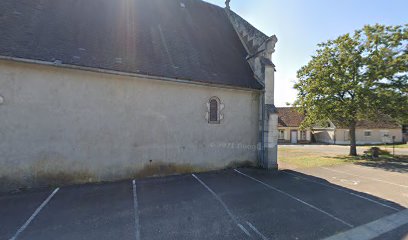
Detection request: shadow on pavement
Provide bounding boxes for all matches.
[280,168,406,211]
[353,157,408,173]
[321,155,408,173]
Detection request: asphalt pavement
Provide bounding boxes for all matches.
[1,167,407,240]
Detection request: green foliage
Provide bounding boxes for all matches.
[294,24,408,129]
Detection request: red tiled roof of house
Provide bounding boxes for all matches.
[335,116,401,129]
[277,107,304,127]
[277,107,401,129]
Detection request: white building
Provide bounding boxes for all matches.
[276,107,402,145]
[314,118,403,145]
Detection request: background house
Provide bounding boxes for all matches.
[314,117,403,145]
[277,107,311,144]
[277,107,403,145]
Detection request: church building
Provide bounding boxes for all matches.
[0,0,278,190]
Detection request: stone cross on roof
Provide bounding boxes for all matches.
[225,0,231,9]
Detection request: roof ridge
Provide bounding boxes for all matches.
[277,107,298,109]
[198,0,225,9]
[228,10,268,40]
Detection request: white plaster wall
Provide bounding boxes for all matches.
[335,129,403,145]
[306,130,312,141]
[264,66,275,105]
[278,127,311,142]
[0,60,260,189]
[265,113,278,168]
[314,129,402,145]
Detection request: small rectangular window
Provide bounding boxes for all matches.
[209,99,218,122]
[381,131,389,137]
[300,131,307,140]
[278,130,285,140]
[208,97,221,124]
[364,131,372,137]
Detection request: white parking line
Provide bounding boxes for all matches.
[191,174,252,237]
[234,169,354,228]
[132,180,141,240]
[246,221,269,240]
[321,167,408,189]
[283,171,400,211]
[324,209,408,240]
[237,224,251,237]
[9,188,59,240]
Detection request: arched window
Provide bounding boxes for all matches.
[208,97,220,124]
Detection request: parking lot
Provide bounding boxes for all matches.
[1,166,407,240]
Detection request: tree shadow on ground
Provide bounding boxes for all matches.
[279,169,406,211]
[243,167,406,239]
[323,155,408,174]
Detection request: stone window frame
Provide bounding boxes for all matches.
[208,96,221,124]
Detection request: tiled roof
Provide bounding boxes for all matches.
[0,0,262,90]
[277,107,304,127]
[335,116,402,129]
[277,107,401,129]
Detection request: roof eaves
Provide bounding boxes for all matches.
[0,55,263,92]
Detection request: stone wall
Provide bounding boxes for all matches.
[0,60,260,191]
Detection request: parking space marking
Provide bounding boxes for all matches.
[132,180,141,240]
[324,209,408,240]
[321,167,408,189]
[283,171,400,211]
[332,177,360,186]
[237,224,251,237]
[234,169,354,228]
[246,221,268,240]
[9,188,59,240]
[191,174,252,237]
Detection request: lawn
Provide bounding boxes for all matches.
[278,147,360,169]
[278,145,407,169]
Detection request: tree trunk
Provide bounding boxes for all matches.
[349,122,357,156]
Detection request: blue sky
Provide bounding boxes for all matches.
[204,0,408,106]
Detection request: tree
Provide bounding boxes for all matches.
[294,24,408,156]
